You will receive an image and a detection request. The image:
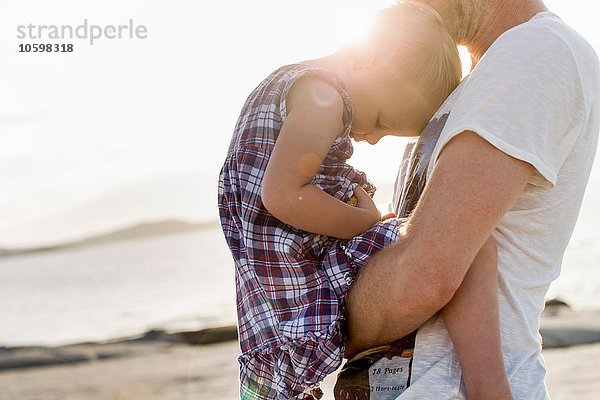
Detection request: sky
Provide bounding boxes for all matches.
[0,0,599,247]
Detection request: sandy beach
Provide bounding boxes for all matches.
[1,305,600,400]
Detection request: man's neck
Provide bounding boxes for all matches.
[467,0,548,66]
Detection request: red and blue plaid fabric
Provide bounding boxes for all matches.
[218,64,399,399]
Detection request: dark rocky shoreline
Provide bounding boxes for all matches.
[4,301,600,372]
[0,326,238,371]
[2,305,600,400]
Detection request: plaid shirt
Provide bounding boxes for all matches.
[218,64,399,399]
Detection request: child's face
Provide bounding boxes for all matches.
[347,60,428,145]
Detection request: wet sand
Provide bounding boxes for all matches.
[1,340,600,400]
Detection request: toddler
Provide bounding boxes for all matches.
[218,2,511,399]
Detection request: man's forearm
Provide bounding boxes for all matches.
[344,132,534,355]
[344,232,460,354]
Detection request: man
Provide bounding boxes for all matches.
[336,0,600,398]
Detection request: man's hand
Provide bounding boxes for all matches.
[344,131,534,353]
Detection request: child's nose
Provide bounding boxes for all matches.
[350,132,368,142]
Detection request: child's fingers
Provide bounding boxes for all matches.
[353,187,380,222]
[353,187,372,202]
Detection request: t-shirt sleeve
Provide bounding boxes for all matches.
[430,22,588,187]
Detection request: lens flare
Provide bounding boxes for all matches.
[333,2,390,47]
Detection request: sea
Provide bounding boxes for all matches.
[1,215,599,348]
[0,229,235,347]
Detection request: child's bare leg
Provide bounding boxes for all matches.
[443,238,513,400]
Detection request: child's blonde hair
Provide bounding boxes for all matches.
[372,1,463,110]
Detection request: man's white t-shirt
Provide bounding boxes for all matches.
[393,12,600,399]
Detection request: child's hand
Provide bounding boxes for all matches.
[353,187,381,224]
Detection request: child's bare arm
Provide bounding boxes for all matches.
[443,237,513,400]
[261,77,380,240]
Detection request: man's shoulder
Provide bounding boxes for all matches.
[468,11,599,104]
[494,12,598,69]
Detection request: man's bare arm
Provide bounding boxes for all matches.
[345,131,534,354]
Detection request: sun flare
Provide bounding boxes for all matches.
[333,1,392,47]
